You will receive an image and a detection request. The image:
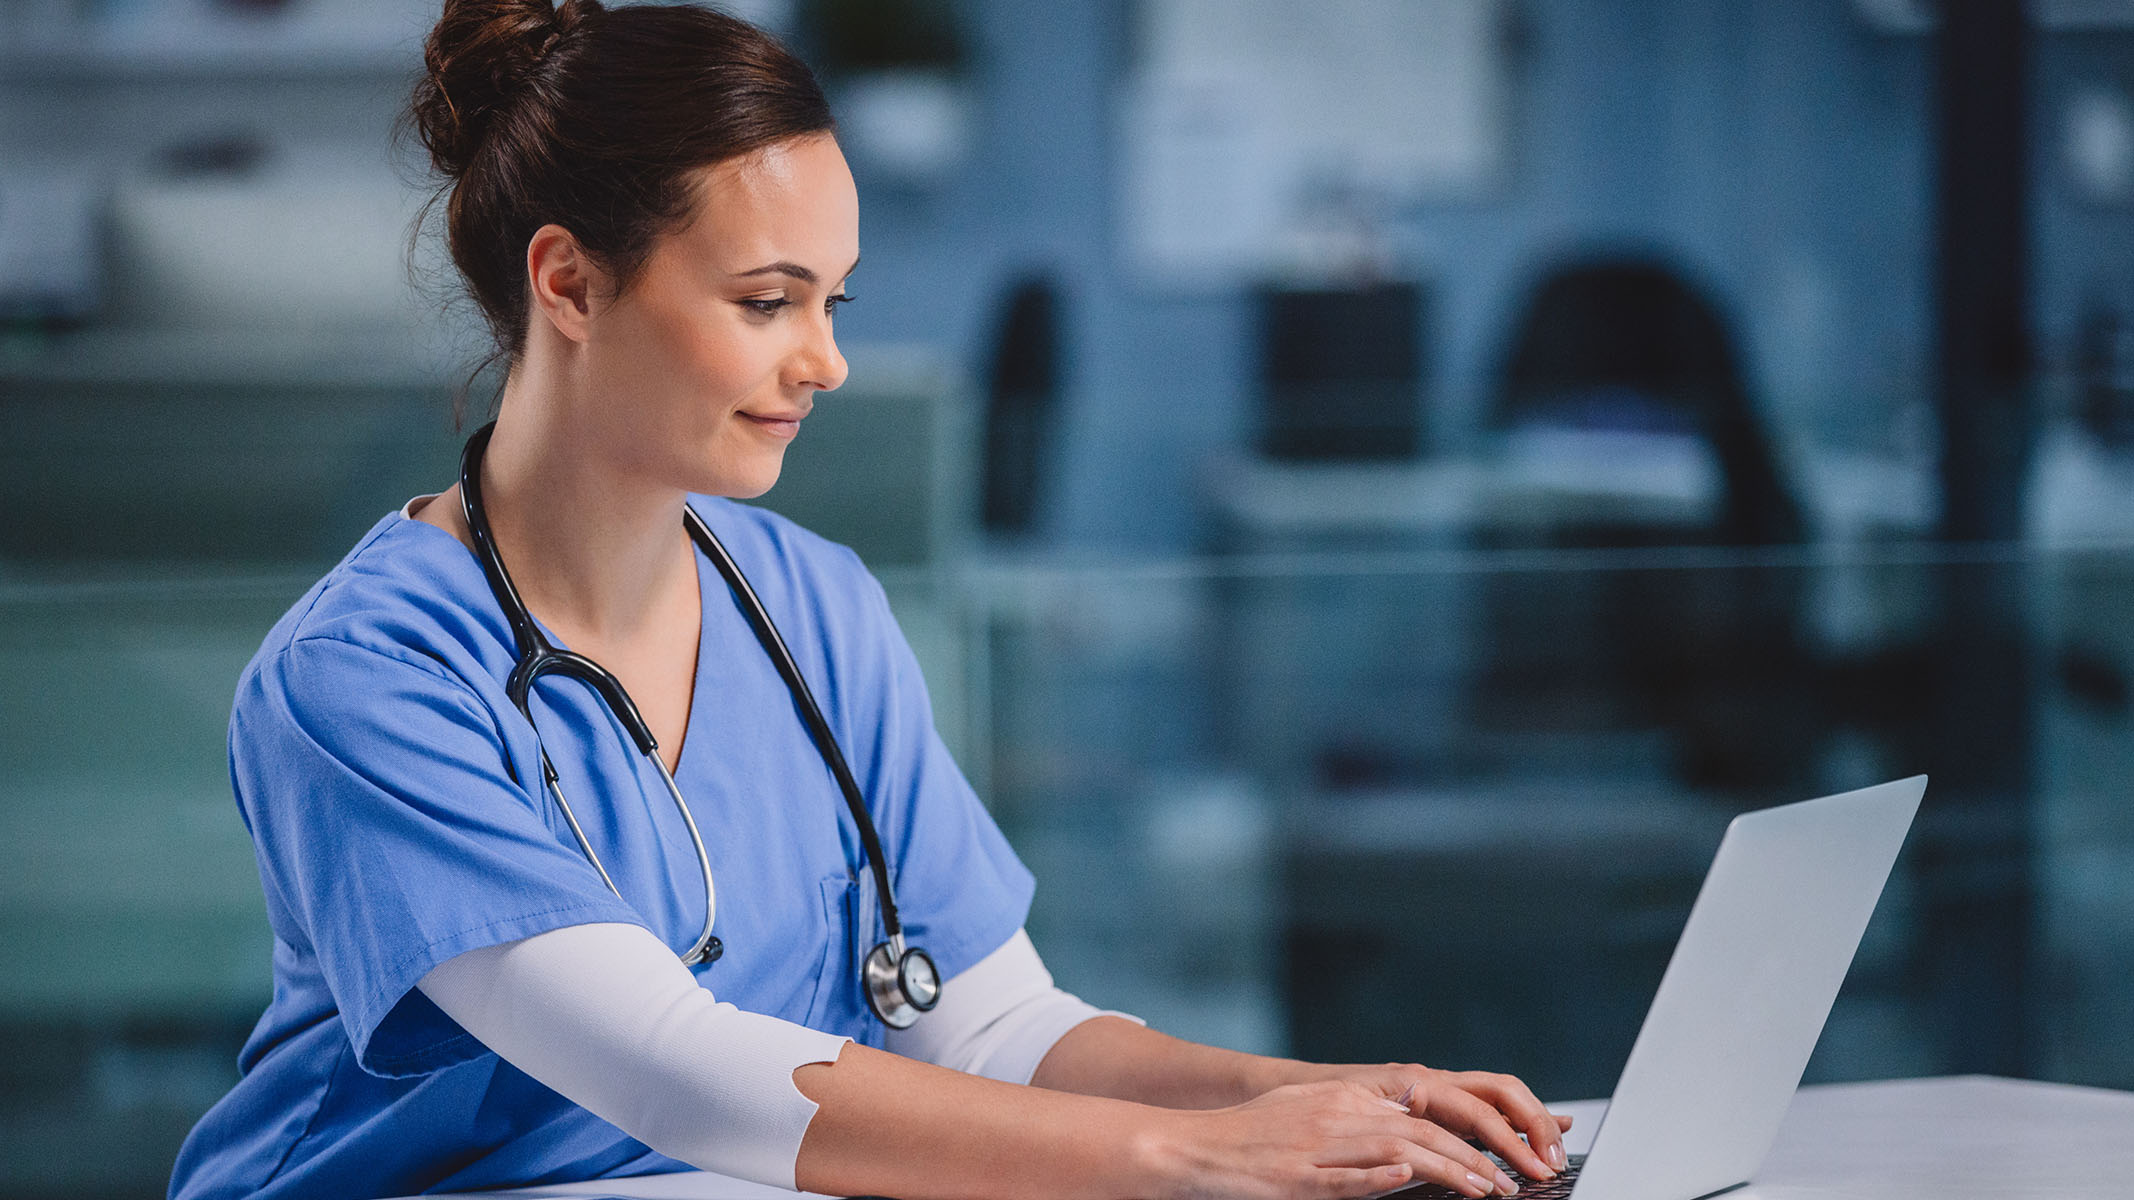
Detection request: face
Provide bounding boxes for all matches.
[577,133,858,499]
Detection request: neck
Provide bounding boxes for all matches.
[477,385,693,645]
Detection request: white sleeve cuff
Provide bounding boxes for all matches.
[886,927,1144,1085]
[416,921,850,1192]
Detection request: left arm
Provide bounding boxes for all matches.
[1030,1014,1573,1181]
[1028,1013,1320,1108]
[898,927,1571,1180]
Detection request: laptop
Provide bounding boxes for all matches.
[1401,776,1926,1200]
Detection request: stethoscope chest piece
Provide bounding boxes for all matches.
[863,934,940,1029]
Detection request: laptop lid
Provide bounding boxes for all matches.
[1569,776,1926,1200]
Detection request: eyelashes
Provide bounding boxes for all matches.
[740,293,855,318]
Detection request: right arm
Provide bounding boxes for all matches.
[419,922,1511,1200]
[793,1042,1169,1198]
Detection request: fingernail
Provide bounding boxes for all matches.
[1549,1143,1567,1170]
[1465,1173,1492,1196]
[1496,1167,1520,1195]
[1377,1098,1410,1112]
[1395,1083,1417,1107]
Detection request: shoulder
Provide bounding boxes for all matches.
[687,496,869,580]
[687,496,886,620]
[684,498,916,712]
[239,512,512,713]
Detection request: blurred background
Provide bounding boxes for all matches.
[3,0,2133,1196]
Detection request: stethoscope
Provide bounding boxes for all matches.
[457,421,941,1028]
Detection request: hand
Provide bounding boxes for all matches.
[1141,1079,1530,1199]
[1319,1064,1572,1184]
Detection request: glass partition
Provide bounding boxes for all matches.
[973,544,2134,1103]
[0,572,311,1197]
[4,544,2132,1195]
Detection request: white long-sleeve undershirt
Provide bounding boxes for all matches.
[415,923,1138,1191]
[884,927,1143,1084]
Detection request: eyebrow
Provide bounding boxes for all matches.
[734,255,862,285]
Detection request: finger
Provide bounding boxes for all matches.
[1395,1119,1525,1197]
[1403,1145,1512,1198]
[1467,1074,1567,1175]
[1431,1087,1554,1181]
[1438,1072,1566,1178]
[1327,1117,1506,1191]
[1314,1163,1414,1200]
[1341,1117,1524,1197]
[1334,1080,1426,1122]
[1321,1138,1501,1199]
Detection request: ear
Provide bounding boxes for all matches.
[524,223,609,344]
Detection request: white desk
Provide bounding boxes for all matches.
[417,1076,2133,1199]
[1662,1075,2134,1199]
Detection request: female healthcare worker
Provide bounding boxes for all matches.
[166,3,1573,1198]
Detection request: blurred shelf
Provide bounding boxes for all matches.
[0,45,415,83]
[0,325,464,390]
[1201,443,1723,543]
[0,22,421,84]
[0,327,467,564]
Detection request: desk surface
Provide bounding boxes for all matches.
[1710,1074,2134,1199]
[414,1075,2134,1200]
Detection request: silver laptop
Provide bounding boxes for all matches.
[1405,776,1925,1200]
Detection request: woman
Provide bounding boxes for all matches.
[168,3,1570,1198]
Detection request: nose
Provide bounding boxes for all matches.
[792,307,848,394]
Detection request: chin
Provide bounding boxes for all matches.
[713,458,785,501]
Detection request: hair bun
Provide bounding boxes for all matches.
[411,0,602,178]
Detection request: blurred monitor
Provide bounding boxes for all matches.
[1257,281,1426,461]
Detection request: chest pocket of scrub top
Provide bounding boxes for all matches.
[810,873,873,1038]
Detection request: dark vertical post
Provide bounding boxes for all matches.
[1927,0,2036,1076]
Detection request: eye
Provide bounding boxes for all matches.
[740,297,791,316]
[826,292,855,316]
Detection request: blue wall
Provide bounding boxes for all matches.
[834,0,2131,552]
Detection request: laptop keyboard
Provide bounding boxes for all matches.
[1392,1152,1585,1199]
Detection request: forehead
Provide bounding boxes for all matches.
[672,134,858,274]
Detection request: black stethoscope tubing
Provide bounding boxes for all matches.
[457,421,939,1027]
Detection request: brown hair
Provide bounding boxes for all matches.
[404,0,834,409]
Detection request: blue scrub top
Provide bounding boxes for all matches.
[168,500,1035,1200]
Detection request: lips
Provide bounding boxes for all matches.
[739,410,805,439]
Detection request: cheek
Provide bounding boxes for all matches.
[684,325,767,395]
[613,301,768,415]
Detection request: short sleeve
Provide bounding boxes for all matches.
[232,635,648,1079]
[844,567,1036,983]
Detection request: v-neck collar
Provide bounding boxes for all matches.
[384,502,719,780]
